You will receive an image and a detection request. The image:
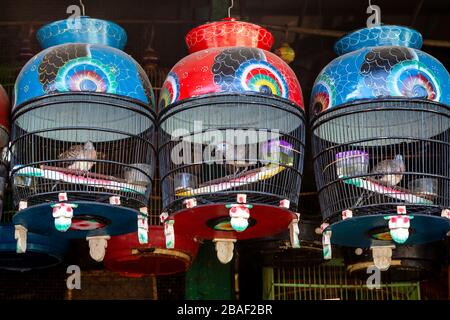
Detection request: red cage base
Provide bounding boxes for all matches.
[104,226,199,277]
[171,203,296,241]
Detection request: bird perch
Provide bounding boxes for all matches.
[13,165,147,195]
[342,176,433,205]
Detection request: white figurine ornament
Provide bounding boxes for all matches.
[226,194,252,232]
[320,223,332,260]
[15,225,28,254]
[138,214,149,245]
[342,209,353,220]
[289,213,300,248]
[164,219,175,249]
[384,215,413,244]
[441,209,450,220]
[51,202,78,232]
[87,235,110,262]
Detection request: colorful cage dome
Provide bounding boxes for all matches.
[310,25,450,261]
[11,17,156,262]
[158,18,305,263]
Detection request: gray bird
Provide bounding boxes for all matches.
[58,141,97,172]
[215,142,249,175]
[371,154,405,187]
[354,154,405,206]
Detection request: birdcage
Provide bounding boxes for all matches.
[262,263,421,300]
[310,25,450,264]
[158,18,305,263]
[10,17,156,262]
[103,34,198,276]
[238,218,323,267]
[104,225,200,277]
[0,83,68,271]
[343,241,447,282]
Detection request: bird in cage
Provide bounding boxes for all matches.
[354,154,405,206]
[215,142,249,176]
[371,154,405,187]
[58,141,98,172]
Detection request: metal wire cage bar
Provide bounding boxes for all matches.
[11,93,156,210]
[158,93,305,215]
[311,99,450,223]
[263,264,421,300]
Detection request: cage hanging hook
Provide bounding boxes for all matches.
[79,0,86,16]
[366,0,381,27]
[228,0,234,18]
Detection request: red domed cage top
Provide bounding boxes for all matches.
[159,18,303,109]
[185,18,274,53]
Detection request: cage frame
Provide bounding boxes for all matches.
[311,97,450,247]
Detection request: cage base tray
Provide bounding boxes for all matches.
[13,201,138,239]
[342,177,433,204]
[0,225,68,271]
[170,203,296,241]
[105,226,199,276]
[328,214,450,247]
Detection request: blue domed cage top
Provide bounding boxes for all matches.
[310,25,450,248]
[10,17,156,229]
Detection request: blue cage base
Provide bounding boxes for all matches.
[328,214,450,247]
[0,225,68,271]
[13,201,138,239]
